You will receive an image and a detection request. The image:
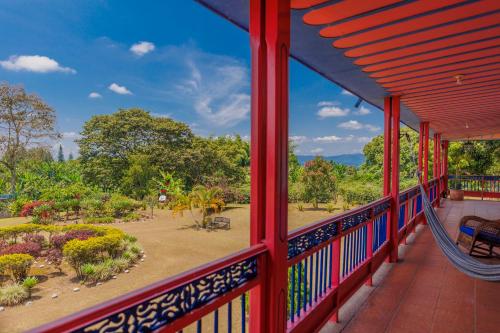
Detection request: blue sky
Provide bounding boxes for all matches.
[0,0,384,157]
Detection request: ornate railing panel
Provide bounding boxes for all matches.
[31,245,266,333]
[449,175,500,199]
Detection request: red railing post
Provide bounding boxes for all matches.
[383,97,392,249]
[329,235,341,323]
[422,122,429,224]
[442,140,449,195]
[249,1,290,332]
[418,122,424,183]
[365,208,374,285]
[389,96,400,263]
[433,133,441,207]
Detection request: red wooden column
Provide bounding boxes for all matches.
[383,97,392,255]
[433,133,440,207]
[383,97,392,197]
[249,1,290,332]
[389,96,400,263]
[418,122,424,183]
[443,140,449,194]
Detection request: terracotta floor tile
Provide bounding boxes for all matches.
[321,200,500,333]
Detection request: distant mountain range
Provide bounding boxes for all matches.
[297,153,364,167]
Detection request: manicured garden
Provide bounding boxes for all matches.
[0,223,143,309]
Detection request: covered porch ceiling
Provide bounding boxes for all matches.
[196,0,500,141]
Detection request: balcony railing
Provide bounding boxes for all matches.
[31,178,444,333]
[448,175,500,199]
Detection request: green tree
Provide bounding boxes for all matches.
[57,144,64,162]
[121,154,157,199]
[0,83,59,193]
[302,157,336,208]
[68,152,74,161]
[448,141,500,175]
[78,108,193,191]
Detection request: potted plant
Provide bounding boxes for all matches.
[449,180,464,201]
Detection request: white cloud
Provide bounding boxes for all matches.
[313,135,342,143]
[177,55,250,128]
[150,112,172,118]
[357,136,372,143]
[130,41,155,56]
[88,92,102,99]
[338,120,363,130]
[62,131,81,139]
[290,135,308,144]
[341,89,354,96]
[354,105,371,115]
[338,120,380,132]
[317,106,350,118]
[317,101,339,107]
[311,148,324,154]
[0,55,76,73]
[365,124,381,132]
[108,83,132,95]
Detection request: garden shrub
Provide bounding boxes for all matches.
[107,194,141,218]
[46,248,63,271]
[22,276,38,297]
[8,197,30,217]
[0,283,29,306]
[31,203,57,224]
[122,212,141,222]
[20,201,53,217]
[0,254,34,282]
[51,229,96,249]
[0,242,42,257]
[339,182,380,206]
[81,197,110,218]
[83,216,115,224]
[22,233,45,246]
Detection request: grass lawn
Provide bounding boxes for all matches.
[0,202,350,332]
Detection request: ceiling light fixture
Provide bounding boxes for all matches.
[455,74,464,85]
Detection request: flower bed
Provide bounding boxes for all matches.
[0,224,142,306]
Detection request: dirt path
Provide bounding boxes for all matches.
[0,204,338,332]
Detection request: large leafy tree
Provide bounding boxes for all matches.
[78,108,193,191]
[448,141,500,176]
[302,157,336,208]
[0,83,59,193]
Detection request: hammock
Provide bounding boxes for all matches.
[419,181,500,281]
[403,132,500,281]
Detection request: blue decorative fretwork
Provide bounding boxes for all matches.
[288,222,338,259]
[342,209,371,232]
[76,256,258,333]
[373,199,390,216]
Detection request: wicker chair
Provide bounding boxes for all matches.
[456,216,500,258]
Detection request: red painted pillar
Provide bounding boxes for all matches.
[433,133,440,207]
[418,122,424,183]
[389,96,400,263]
[249,0,268,331]
[383,97,392,253]
[423,123,429,186]
[383,97,392,197]
[443,140,449,195]
[249,1,290,332]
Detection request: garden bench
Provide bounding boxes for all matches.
[209,217,231,230]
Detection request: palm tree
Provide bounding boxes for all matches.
[172,185,225,229]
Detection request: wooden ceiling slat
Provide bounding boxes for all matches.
[344,13,500,57]
[370,47,500,77]
[384,68,500,91]
[376,55,500,83]
[388,75,500,94]
[410,102,500,113]
[356,26,500,65]
[403,90,500,107]
[382,64,500,90]
[401,86,500,103]
[364,38,500,73]
[381,63,500,87]
[401,80,500,99]
[334,1,500,48]
[303,0,402,25]
[320,0,465,38]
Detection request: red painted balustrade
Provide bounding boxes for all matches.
[448,175,500,199]
[30,178,445,333]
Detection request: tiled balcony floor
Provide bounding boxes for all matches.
[321,199,500,333]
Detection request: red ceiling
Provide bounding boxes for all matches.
[296,0,500,140]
